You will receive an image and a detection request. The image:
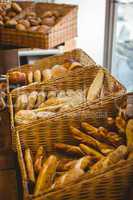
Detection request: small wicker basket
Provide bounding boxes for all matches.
[16,94,133,200]
[0,2,78,49]
[7,49,96,93]
[8,65,126,136]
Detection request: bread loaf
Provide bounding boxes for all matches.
[27,91,38,109]
[34,155,58,195]
[87,69,104,102]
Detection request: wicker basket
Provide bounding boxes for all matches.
[8,65,126,135]
[0,1,78,49]
[7,48,96,93]
[16,94,133,200]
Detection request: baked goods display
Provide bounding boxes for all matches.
[0,2,62,34]
[9,61,83,85]
[22,110,133,195]
[12,68,123,126]
[14,88,85,125]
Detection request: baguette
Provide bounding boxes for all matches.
[54,143,84,157]
[115,116,126,136]
[91,145,128,173]
[34,146,45,162]
[70,126,114,154]
[79,144,104,159]
[34,155,57,195]
[82,122,124,147]
[25,148,35,183]
[87,69,104,102]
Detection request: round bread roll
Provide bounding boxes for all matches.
[37,25,50,34]
[28,26,39,32]
[29,18,41,26]
[26,12,36,18]
[42,69,52,82]
[42,11,53,18]
[20,19,30,29]
[52,65,67,79]
[69,62,83,70]
[16,23,26,31]
[3,16,10,23]
[7,11,16,18]
[11,3,22,13]
[6,19,17,27]
[42,16,56,26]
[0,20,3,26]
[52,10,61,18]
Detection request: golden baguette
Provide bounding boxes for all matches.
[82,122,124,147]
[34,155,57,195]
[91,145,128,173]
[87,69,104,102]
[70,126,114,154]
[34,156,43,174]
[54,143,84,157]
[25,148,35,183]
[70,126,99,150]
[115,116,126,136]
[126,119,133,150]
[34,146,45,162]
[79,144,104,159]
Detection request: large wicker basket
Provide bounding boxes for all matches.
[8,65,126,135]
[16,94,133,200]
[7,48,96,93]
[0,1,78,49]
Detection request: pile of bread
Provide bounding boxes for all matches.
[0,3,23,26]
[9,61,83,85]
[23,111,133,195]
[0,2,62,34]
[14,69,112,125]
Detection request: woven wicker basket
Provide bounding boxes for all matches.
[16,94,133,200]
[8,65,126,135]
[7,49,96,93]
[0,2,78,49]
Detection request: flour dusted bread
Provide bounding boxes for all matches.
[27,91,38,109]
[87,69,104,102]
[42,69,52,82]
[15,94,28,111]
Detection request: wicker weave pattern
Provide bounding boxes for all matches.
[16,94,133,200]
[0,2,78,49]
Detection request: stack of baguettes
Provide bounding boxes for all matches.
[16,92,133,200]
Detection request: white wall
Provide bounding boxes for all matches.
[55,0,106,65]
